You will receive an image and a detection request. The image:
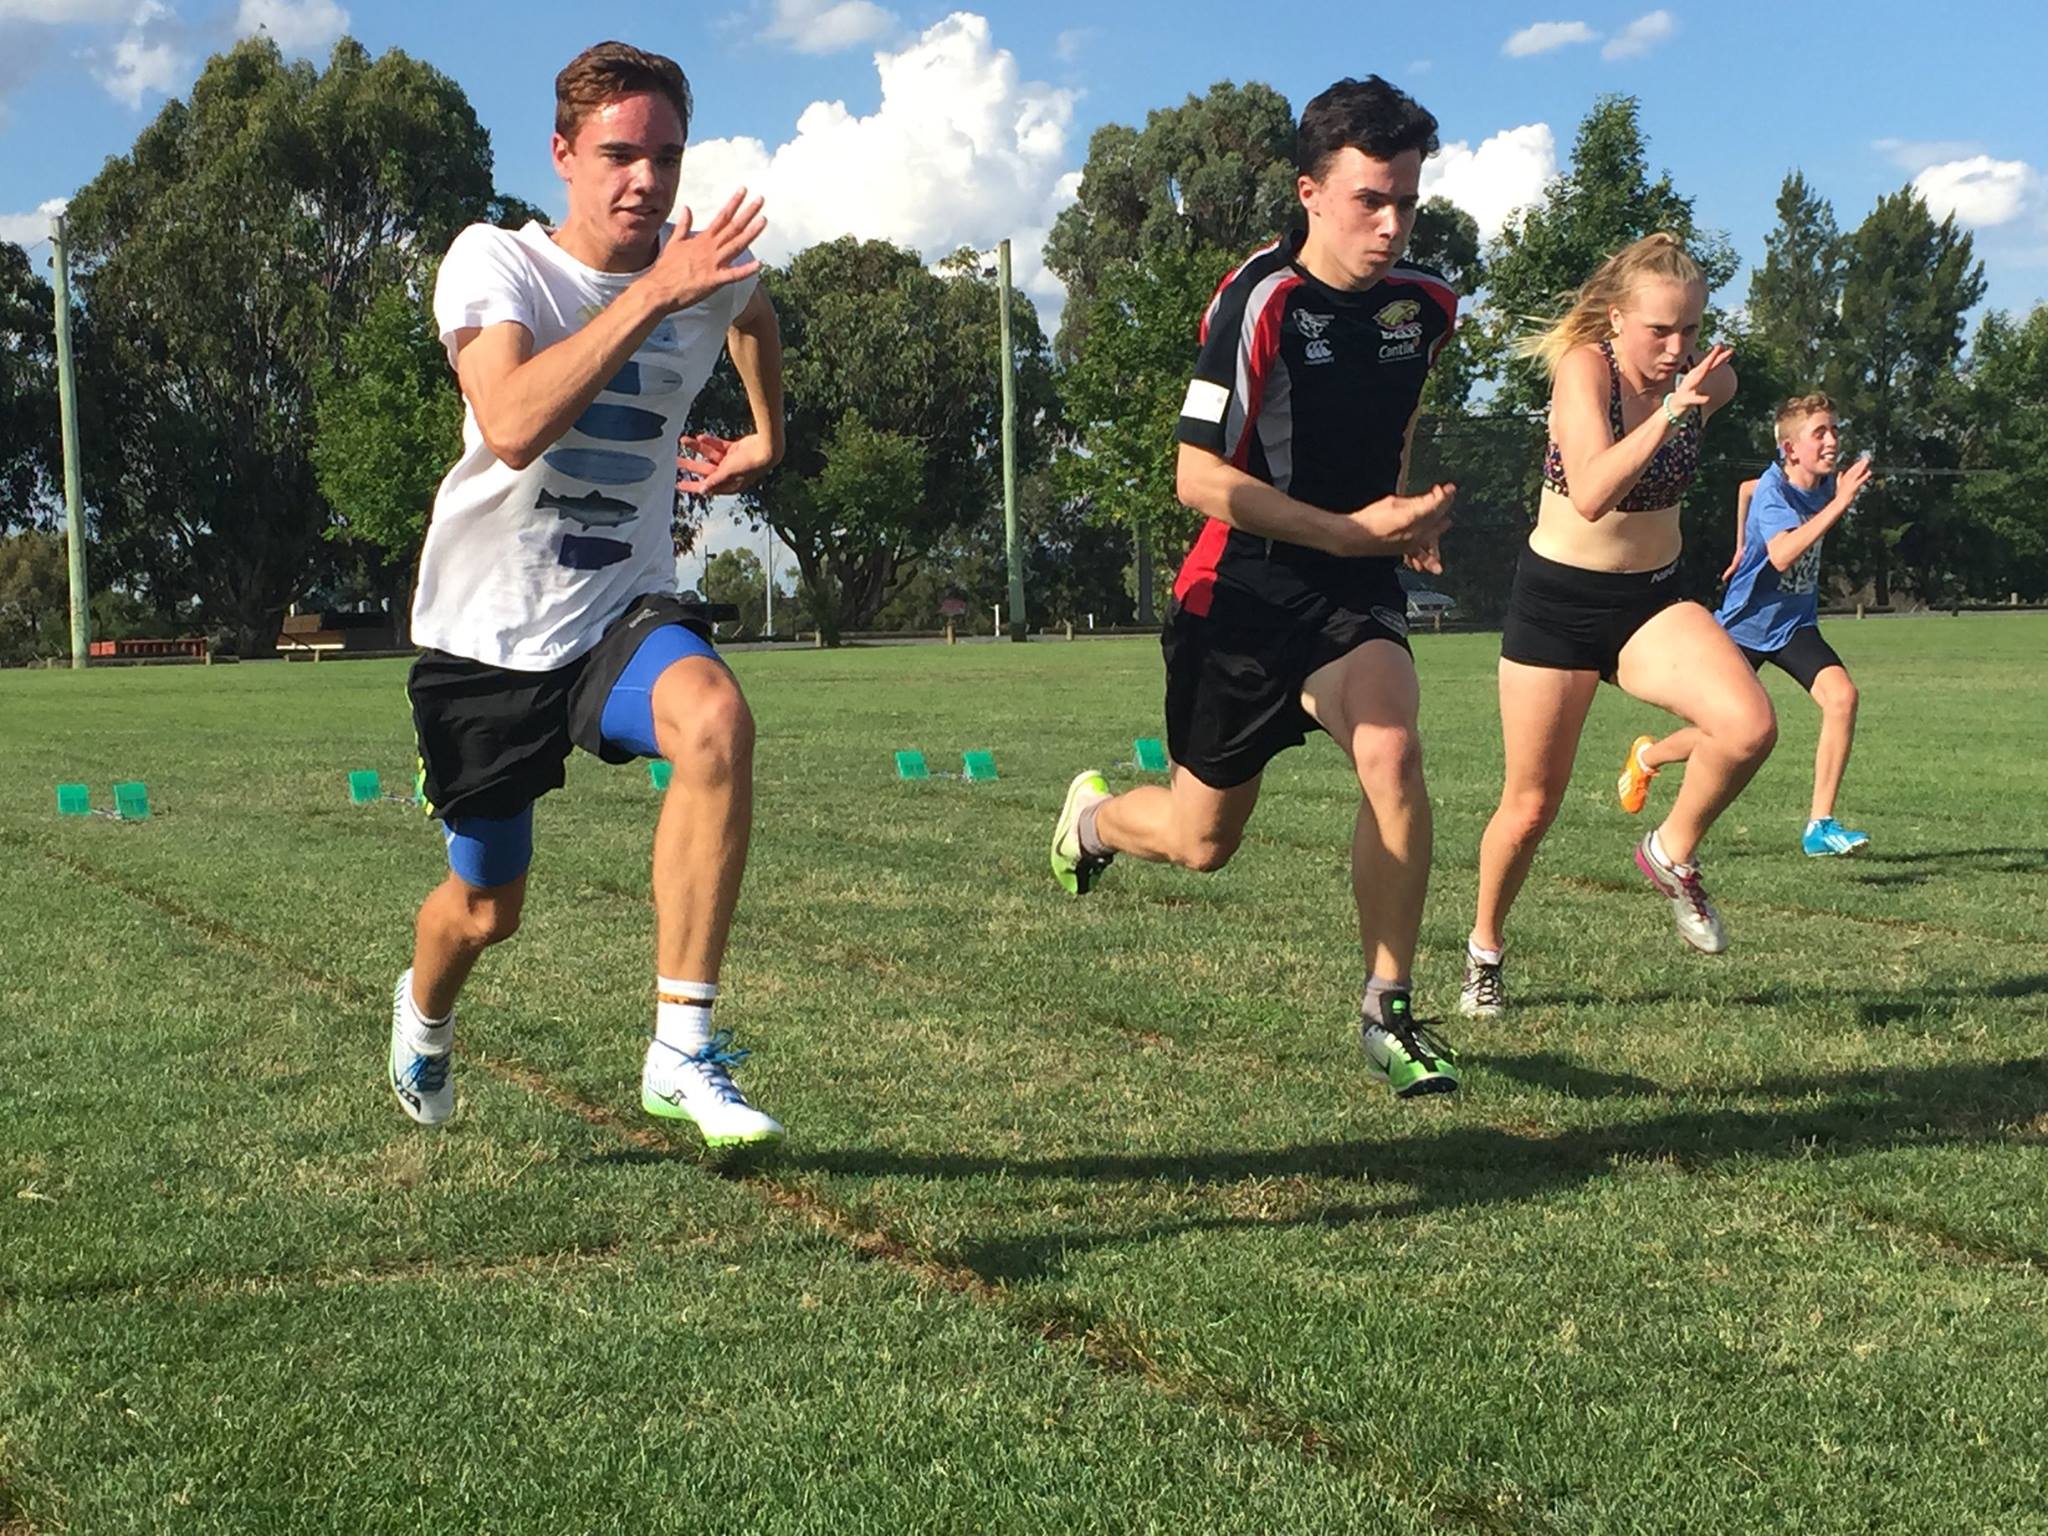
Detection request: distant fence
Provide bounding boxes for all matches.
[88,637,208,661]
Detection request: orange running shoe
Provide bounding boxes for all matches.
[1617,735,1659,815]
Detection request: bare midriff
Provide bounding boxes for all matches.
[1529,487,1683,573]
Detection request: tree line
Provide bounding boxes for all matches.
[3,39,2043,660]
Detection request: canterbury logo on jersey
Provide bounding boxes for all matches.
[1305,338,1335,364]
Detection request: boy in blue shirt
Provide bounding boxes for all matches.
[1617,393,1875,856]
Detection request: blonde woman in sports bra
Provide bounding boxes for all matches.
[1460,233,1776,1020]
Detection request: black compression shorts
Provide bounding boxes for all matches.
[1500,546,1684,683]
[1739,626,1845,692]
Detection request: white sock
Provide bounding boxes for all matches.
[1467,939,1504,966]
[654,977,717,1057]
[1806,817,1826,833]
[1648,827,1694,875]
[1636,741,1655,774]
[398,969,453,1055]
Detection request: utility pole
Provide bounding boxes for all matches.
[51,214,89,669]
[764,524,775,638]
[998,239,1026,641]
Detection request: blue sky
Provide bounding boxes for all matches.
[1,0,2040,562]
[3,0,2042,322]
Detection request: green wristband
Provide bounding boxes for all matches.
[1661,394,1685,429]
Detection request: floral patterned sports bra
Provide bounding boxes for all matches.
[1542,341,1702,512]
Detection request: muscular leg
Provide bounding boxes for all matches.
[411,870,527,1019]
[1092,766,1262,873]
[1300,640,1428,984]
[1807,664,1859,822]
[1639,726,1703,772]
[1472,661,1599,953]
[647,656,755,982]
[1615,603,1778,866]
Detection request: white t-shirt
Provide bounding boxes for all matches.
[411,220,756,670]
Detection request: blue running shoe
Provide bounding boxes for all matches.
[1803,818,1870,857]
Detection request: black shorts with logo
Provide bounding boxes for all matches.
[1739,625,1844,692]
[410,593,714,823]
[1500,546,1684,683]
[1162,583,1413,790]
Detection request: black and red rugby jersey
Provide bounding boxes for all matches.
[1171,228,1457,618]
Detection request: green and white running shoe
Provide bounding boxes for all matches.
[1361,993,1460,1098]
[642,1031,784,1148]
[1050,769,1115,895]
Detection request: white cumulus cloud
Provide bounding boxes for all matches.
[0,195,70,246]
[89,0,183,107]
[1601,9,1674,60]
[764,0,895,55]
[678,12,1076,302]
[1503,20,1596,57]
[1874,136,1981,172]
[234,0,347,54]
[1420,122,1557,239]
[1912,155,2038,229]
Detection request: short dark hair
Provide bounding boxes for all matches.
[1295,76,1438,179]
[555,41,692,144]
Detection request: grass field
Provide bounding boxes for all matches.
[2,615,2044,1535]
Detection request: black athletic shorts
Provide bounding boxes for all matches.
[1162,586,1412,790]
[1740,625,1844,692]
[410,593,715,823]
[1500,546,1684,682]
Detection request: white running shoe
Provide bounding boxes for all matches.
[1458,949,1506,1019]
[642,1032,785,1147]
[1050,769,1115,896]
[1633,833,1728,954]
[389,971,454,1126]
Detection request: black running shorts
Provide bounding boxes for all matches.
[1162,586,1413,790]
[1500,546,1684,682]
[410,593,715,822]
[1739,625,1844,692]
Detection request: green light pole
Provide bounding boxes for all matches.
[998,239,1026,641]
[51,212,89,669]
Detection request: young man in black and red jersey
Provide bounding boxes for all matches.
[1049,75,1463,1097]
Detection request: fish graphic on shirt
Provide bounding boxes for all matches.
[537,487,639,529]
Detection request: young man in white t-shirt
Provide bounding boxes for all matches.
[389,41,787,1147]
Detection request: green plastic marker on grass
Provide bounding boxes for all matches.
[894,750,930,781]
[56,783,90,817]
[348,769,382,805]
[962,750,999,783]
[113,782,151,821]
[1133,737,1169,772]
[649,759,673,790]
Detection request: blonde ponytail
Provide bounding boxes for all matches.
[1515,232,1704,377]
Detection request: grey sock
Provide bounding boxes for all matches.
[1362,975,1410,1029]
[1078,800,1110,859]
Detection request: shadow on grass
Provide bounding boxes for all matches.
[1860,846,2045,867]
[790,1053,2048,1284]
[1517,972,2048,1028]
[1847,845,2047,887]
